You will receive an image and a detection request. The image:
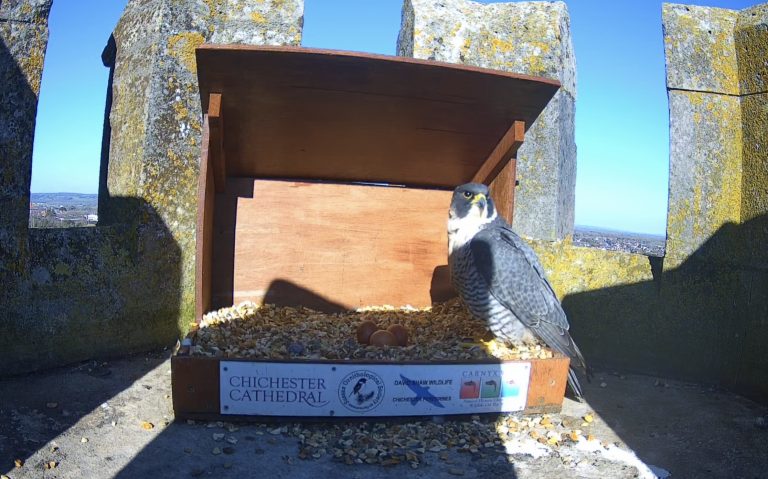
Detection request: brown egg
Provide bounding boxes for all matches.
[387,324,409,346]
[369,330,399,347]
[356,320,380,344]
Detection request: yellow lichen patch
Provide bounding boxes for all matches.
[203,0,227,19]
[529,240,654,298]
[667,92,742,259]
[172,100,190,122]
[168,32,205,74]
[490,37,515,55]
[250,11,267,24]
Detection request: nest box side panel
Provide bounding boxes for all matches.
[210,179,454,311]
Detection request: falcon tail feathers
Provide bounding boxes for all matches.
[567,368,584,401]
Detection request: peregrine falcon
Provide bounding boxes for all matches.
[448,183,588,399]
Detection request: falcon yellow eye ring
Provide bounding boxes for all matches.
[462,191,472,199]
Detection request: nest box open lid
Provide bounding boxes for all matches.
[195,45,560,189]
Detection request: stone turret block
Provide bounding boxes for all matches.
[666,90,742,261]
[0,0,53,274]
[662,3,739,95]
[735,4,768,95]
[398,0,576,241]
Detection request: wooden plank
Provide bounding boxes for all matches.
[525,357,570,414]
[208,93,226,193]
[472,120,524,185]
[196,45,559,188]
[195,115,215,323]
[489,159,517,225]
[171,355,220,416]
[210,179,453,311]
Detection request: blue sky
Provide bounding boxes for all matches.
[30,0,756,234]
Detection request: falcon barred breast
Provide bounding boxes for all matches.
[447,182,588,399]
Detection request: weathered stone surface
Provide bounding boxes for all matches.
[5,215,181,373]
[0,0,304,376]
[0,0,52,278]
[662,3,739,95]
[0,0,52,22]
[666,90,742,261]
[206,0,304,45]
[398,0,576,241]
[398,0,575,95]
[735,5,768,95]
[740,93,768,265]
[101,0,304,343]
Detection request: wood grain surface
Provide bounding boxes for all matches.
[196,45,558,188]
[210,179,453,311]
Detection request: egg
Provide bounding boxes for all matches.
[369,330,399,347]
[387,324,409,346]
[356,320,380,344]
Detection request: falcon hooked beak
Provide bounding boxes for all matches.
[470,192,487,210]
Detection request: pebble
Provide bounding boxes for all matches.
[81,437,88,443]
[14,459,23,468]
[212,447,222,455]
[46,402,58,409]
[448,467,465,476]
[141,421,155,430]
[44,461,57,469]
[223,446,235,455]
[226,436,238,445]
[212,433,225,441]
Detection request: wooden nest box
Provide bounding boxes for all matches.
[195,45,559,316]
[176,45,566,420]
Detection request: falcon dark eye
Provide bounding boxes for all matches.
[462,191,472,199]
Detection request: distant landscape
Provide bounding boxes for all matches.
[29,192,98,228]
[573,225,666,257]
[27,193,666,256]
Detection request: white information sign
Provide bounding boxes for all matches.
[220,361,531,417]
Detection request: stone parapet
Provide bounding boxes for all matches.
[0,0,304,375]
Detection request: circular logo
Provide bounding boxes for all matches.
[338,370,385,412]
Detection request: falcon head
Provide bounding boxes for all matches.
[449,183,496,222]
[447,183,498,253]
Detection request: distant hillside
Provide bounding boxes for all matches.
[573,225,666,257]
[31,193,98,207]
